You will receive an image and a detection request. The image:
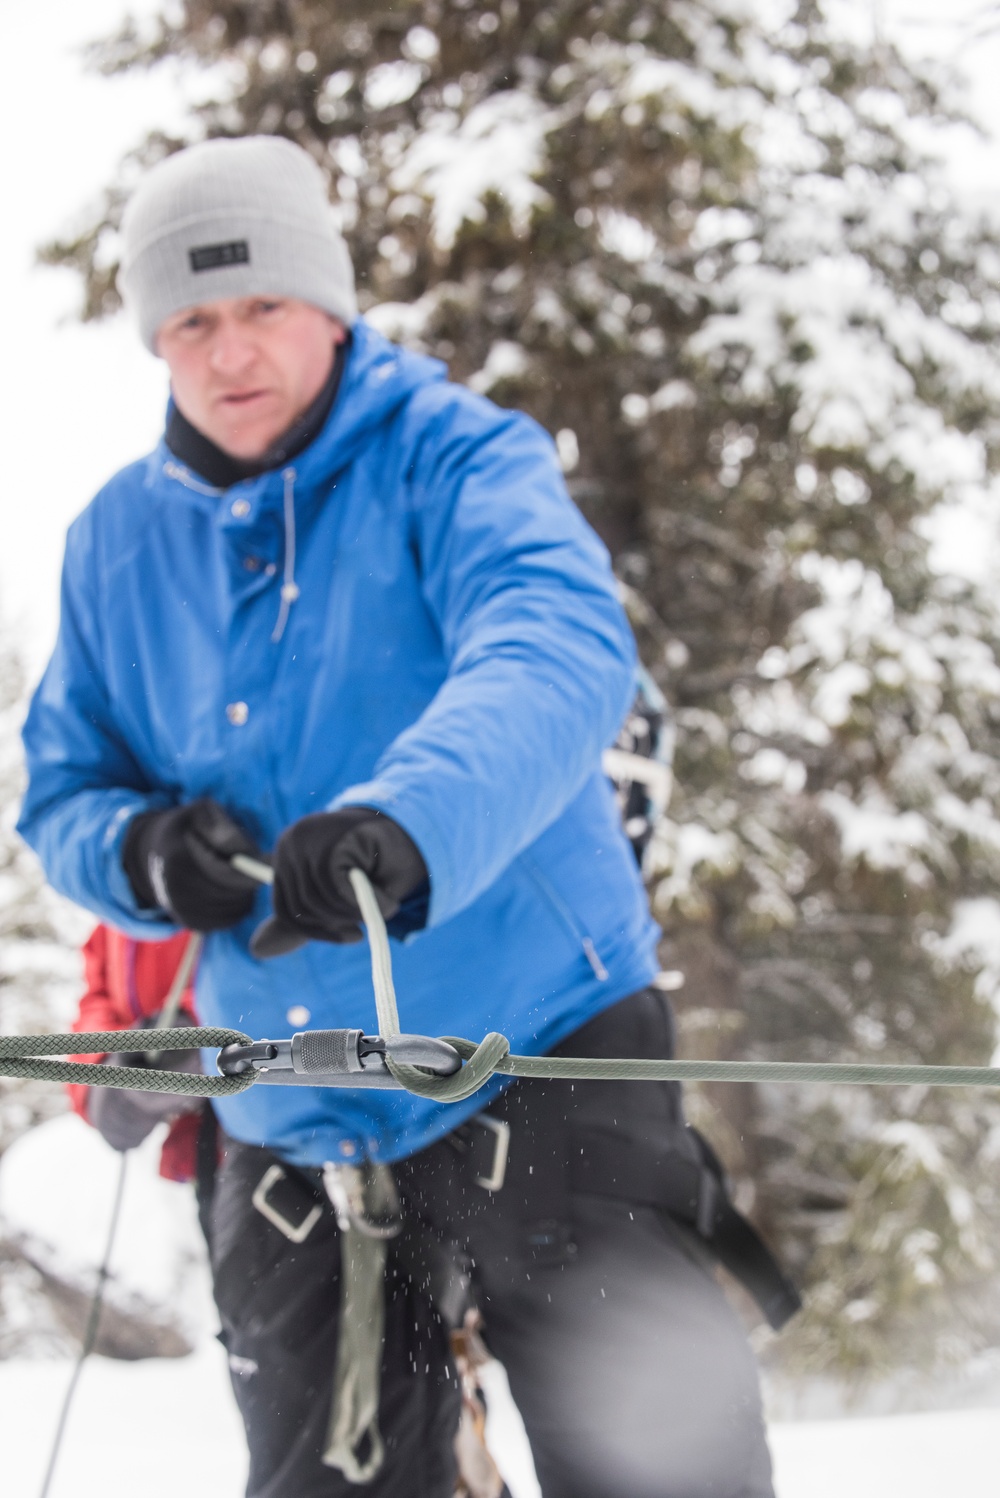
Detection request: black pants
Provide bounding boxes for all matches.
[209,989,774,1498]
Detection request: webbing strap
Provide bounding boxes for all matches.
[568,1131,800,1329]
[323,1229,389,1481]
[321,1162,404,1482]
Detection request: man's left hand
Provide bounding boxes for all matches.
[251,808,429,958]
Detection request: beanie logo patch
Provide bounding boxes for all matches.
[189,240,250,272]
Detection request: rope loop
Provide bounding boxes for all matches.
[347,869,513,1102]
[0,1026,256,1098]
[387,1032,511,1103]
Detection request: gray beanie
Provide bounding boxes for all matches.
[120,136,357,351]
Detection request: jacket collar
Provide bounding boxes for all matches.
[164,342,347,490]
[153,320,447,510]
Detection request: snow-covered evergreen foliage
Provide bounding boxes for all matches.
[0,629,88,1356]
[43,0,1000,1372]
[0,634,82,1159]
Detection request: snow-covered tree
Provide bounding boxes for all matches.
[43,0,1000,1373]
[0,627,90,1356]
[0,631,83,1160]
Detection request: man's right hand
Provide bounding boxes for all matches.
[122,798,262,931]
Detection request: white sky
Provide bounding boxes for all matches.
[0,0,178,680]
[3,0,1000,682]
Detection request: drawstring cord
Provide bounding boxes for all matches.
[162,460,223,498]
[271,467,301,643]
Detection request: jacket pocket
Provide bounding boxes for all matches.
[517,852,610,981]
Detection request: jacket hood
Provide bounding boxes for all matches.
[144,319,449,642]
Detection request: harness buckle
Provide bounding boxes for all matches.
[251,1163,324,1244]
[473,1116,511,1193]
[695,1166,720,1239]
[322,1161,404,1240]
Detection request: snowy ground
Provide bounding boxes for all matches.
[4,1343,1000,1498]
[3,1118,999,1498]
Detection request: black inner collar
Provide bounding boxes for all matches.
[165,342,347,490]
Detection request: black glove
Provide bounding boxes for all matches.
[88,1018,204,1155]
[122,798,262,932]
[251,807,429,959]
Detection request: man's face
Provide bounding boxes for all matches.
[156,296,347,460]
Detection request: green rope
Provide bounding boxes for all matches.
[6,875,1000,1100]
[457,1039,1000,1090]
[345,871,1000,1100]
[0,1026,255,1097]
[347,870,514,1102]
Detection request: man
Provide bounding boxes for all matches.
[19,136,785,1497]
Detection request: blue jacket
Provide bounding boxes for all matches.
[19,321,659,1165]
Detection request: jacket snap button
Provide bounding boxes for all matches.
[231,498,251,519]
[226,701,249,726]
[243,556,262,572]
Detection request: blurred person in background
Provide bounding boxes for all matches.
[67,924,206,1180]
[19,137,794,1498]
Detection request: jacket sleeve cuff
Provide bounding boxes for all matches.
[328,781,453,929]
[102,799,180,934]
